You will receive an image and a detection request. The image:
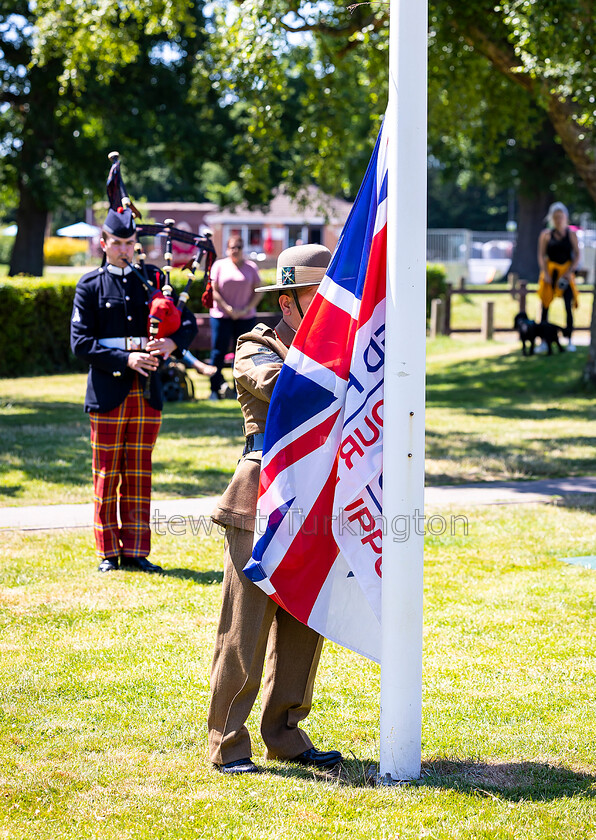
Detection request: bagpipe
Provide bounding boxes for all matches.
[106,151,217,341]
[105,151,217,398]
[124,221,216,400]
[128,218,217,339]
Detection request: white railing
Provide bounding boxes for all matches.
[427,229,516,263]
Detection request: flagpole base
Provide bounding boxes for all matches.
[373,772,419,787]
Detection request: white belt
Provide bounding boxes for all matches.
[98,336,148,350]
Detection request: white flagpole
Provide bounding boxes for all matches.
[380,0,428,780]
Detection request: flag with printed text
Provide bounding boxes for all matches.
[243,123,388,661]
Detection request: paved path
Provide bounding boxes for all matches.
[1,476,594,532]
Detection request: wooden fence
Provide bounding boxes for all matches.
[430,271,594,339]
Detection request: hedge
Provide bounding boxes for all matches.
[0,236,14,265]
[426,263,448,318]
[44,237,88,266]
[0,263,448,378]
[0,278,83,377]
[1,236,89,268]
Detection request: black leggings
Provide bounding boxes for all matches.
[541,284,574,338]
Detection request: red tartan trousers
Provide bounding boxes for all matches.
[89,380,161,560]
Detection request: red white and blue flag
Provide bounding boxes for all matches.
[243,123,388,662]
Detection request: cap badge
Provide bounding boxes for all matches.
[281,266,295,285]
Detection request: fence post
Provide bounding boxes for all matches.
[481,300,494,340]
[429,298,443,338]
[509,272,518,295]
[518,281,527,313]
[444,286,452,335]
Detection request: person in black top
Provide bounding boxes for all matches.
[537,202,580,352]
[71,201,197,573]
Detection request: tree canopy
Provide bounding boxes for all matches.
[205,0,595,207]
[0,0,232,274]
[2,0,595,276]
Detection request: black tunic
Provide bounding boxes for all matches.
[70,264,197,413]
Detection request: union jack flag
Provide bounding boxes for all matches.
[244,123,388,662]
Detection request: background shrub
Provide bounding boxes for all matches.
[0,236,14,265]
[426,262,448,318]
[0,277,84,377]
[44,237,88,266]
[0,263,450,377]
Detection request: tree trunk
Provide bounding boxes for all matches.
[509,190,551,283]
[8,182,48,277]
[8,61,61,277]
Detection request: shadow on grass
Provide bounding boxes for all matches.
[0,485,21,497]
[151,467,235,498]
[0,393,242,498]
[428,348,595,420]
[425,428,596,486]
[418,758,596,801]
[554,494,596,512]
[266,757,596,799]
[163,568,223,584]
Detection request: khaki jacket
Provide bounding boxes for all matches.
[211,319,294,530]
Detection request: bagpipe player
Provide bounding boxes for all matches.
[70,154,197,574]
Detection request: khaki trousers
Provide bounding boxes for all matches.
[208,525,323,765]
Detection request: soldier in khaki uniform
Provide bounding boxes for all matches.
[208,244,343,775]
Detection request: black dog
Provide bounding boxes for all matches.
[514,312,564,356]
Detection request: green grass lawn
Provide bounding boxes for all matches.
[1,502,595,838]
[1,339,595,506]
[1,332,595,837]
[450,287,594,332]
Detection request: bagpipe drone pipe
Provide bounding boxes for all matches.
[124,219,216,339]
[124,220,216,398]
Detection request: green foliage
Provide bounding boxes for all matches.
[43,237,88,266]
[205,0,388,203]
[200,162,243,208]
[428,0,596,203]
[0,0,241,274]
[209,1,596,210]
[0,236,13,265]
[0,278,82,377]
[32,0,196,89]
[426,263,448,317]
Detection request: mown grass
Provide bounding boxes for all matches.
[0,371,242,504]
[1,339,594,506]
[425,338,596,484]
[449,286,594,332]
[1,502,595,838]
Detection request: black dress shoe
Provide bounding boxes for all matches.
[120,556,164,574]
[289,747,343,770]
[215,758,259,775]
[98,557,119,572]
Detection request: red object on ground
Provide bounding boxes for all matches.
[148,292,182,338]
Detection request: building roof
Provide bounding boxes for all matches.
[205,185,352,226]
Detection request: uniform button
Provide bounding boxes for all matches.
[126,296,130,301]
[113,371,122,377]
[106,301,111,308]
[123,278,127,284]
[127,315,132,321]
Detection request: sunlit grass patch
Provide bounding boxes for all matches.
[1,503,595,837]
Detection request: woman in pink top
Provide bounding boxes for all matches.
[209,236,262,399]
